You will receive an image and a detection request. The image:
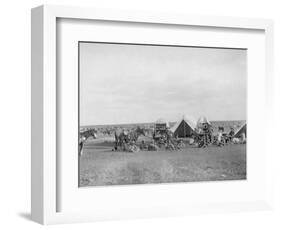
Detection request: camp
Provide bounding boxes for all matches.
[234,123,247,138]
[170,115,196,138]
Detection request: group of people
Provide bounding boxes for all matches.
[215,126,246,147]
[194,122,247,147]
[216,127,234,147]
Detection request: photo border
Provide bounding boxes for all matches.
[31,5,274,224]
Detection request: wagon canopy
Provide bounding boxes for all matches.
[234,123,247,138]
[155,118,169,131]
[170,115,196,138]
[155,118,168,125]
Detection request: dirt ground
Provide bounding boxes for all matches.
[79,140,246,187]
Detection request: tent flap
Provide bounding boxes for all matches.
[170,116,196,138]
[234,123,247,138]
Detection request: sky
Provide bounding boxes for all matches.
[79,42,247,126]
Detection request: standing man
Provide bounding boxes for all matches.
[202,123,209,147]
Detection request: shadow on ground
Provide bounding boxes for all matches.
[18,212,32,221]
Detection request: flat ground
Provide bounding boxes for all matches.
[79,139,246,187]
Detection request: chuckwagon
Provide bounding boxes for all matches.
[152,119,170,146]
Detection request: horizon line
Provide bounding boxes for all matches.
[80,119,246,127]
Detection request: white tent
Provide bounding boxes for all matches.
[197,116,211,127]
[234,122,247,138]
[170,115,196,138]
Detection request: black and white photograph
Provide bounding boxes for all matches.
[78,42,247,187]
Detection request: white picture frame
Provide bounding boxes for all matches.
[31,5,274,225]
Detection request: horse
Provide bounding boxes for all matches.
[114,126,146,151]
[79,128,97,156]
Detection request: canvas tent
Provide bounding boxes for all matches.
[197,116,211,127]
[170,116,196,138]
[234,123,247,138]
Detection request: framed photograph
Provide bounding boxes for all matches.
[31,5,274,225]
